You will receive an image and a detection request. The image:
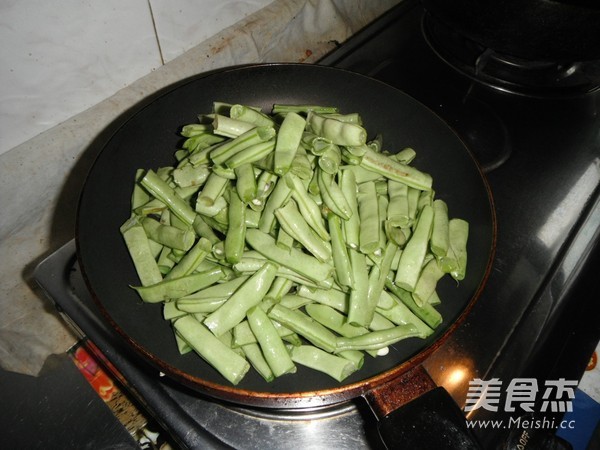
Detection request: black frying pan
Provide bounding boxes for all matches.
[76,64,495,447]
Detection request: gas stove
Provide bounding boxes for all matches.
[34,1,600,449]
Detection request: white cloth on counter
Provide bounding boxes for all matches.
[0,0,402,376]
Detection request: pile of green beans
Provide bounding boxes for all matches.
[120,102,469,385]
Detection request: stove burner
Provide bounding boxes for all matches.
[422,12,600,97]
[369,58,512,173]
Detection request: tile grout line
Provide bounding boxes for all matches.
[147,0,165,65]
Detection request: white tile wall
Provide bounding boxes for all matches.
[0,0,273,157]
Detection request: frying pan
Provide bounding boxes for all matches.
[76,63,495,447]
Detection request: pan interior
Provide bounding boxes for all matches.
[76,64,494,402]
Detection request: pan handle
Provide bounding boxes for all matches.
[363,365,482,449]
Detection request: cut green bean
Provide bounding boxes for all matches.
[385,278,443,329]
[347,249,370,327]
[258,177,292,233]
[141,170,197,226]
[275,200,332,262]
[290,345,358,382]
[357,181,380,254]
[241,343,275,382]
[247,306,296,377]
[394,204,434,292]
[245,229,334,285]
[413,258,446,307]
[164,237,213,280]
[141,217,195,252]
[285,173,329,240]
[440,218,469,281]
[317,169,352,220]
[203,261,278,336]
[335,324,420,352]
[120,216,164,287]
[307,112,367,147]
[174,315,250,385]
[212,114,256,138]
[327,213,354,289]
[224,140,275,169]
[274,111,306,176]
[210,126,276,165]
[132,267,225,303]
[225,190,246,264]
[273,104,339,115]
[268,304,338,353]
[230,104,275,127]
[359,147,433,191]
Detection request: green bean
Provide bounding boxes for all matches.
[279,293,313,310]
[438,218,469,281]
[176,297,227,313]
[394,204,434,292]
[347,249,370,327]
[182,131,226,153]
[245,229,334,285]
[274,111,306,176]
[258,177,292,233]
[297,285,348,313]
[335,324,420,352]
[233,163,257,204]
[285,173,329,240]
[172,162,210,188]
[307,112,367,147]
[163,300,187,320]
[365,241,399,322]
[210,126,276,165]
[317,169,352,220]
[413,258,446,307]
[120,216,163,287]
[359,147,433,191]
[275,201,332,262]
[374,291,433,338]
[132,267,225,303]
[241,343,275,382]
[305,303,380,358]
[387,180,411,228]
[224,190,246,264]
[268,304,338,353]
[180,123,213,137]
[272,104,339,115]
[203,261,278,336]
[290,345,358,382]
[141,170,197,226]
[290,145,313,180]
[164,237,213,280]
[337,169,360,250]
[140,217,195,251]
[318,144,342,174]
[327,213,354,289]
[385,277,442,329]
[224,140,275,169]
[174,315,250,385]
[195,171,229,216]
[247,306,296,377]
[131,169,150,210]
[357,181,380,255]
[230,104,275,127]
[212,114,256,138]
[393,147,417,164]
[265,277,294,303]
